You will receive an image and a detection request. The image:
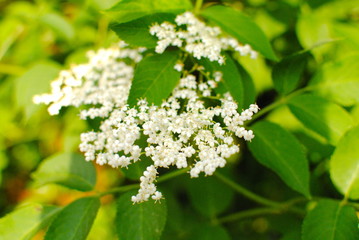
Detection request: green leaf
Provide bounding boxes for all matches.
[187,174,234,217]
[15,61,61,119]
[236,62,256,108]
[128,50,180,106]
[0,203,60,240]
[116,191,167,240]
[287,94,354,145]
[200,53,244,109]
[248,121,310,197]
[39,13,75,41]
[309,54,359,106]
[330,126,359,200]
[189,225,231,240]
[110,13,175,48]
[32,152,96,191]
[272,51,310,95]
[106,0,192,23]
[201,5,277,60]
[45,197,100,240]
[302,199,359,240]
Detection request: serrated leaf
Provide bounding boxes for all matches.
[200,53,244,108]
[0,203,60,240]
[32,152,96,191]
[309,54,359,106]
[106,0,192,23]
[248,121,310,197]
[45,197,100,240]
[201,5,277,60]
[15,61,61,119]
[110,13,175,48]
[272,51,310,95]
[128,50,180,106]
[287,94,354,145]
[116,191,167,240]
[187,175,234,217]
[302,199,359,240]
[330,126,359,199]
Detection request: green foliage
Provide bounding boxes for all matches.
[45,197,100,240]
[287,94,354,145]
[32,152,97,191]
[330,126,359,199]
[128,50,181,106]
[116,191,167,240]
[302,199,359,240]
[248,121,310,197]
[1,0,359,239]
[0,204,60,240]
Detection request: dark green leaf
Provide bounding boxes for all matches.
[330,125,359,200]
[0,204,60,240]
[111,13,175,48]
[32,152,96,191]
[128,50,180,106]
[15,61,61,119]
[309,54,359,106]
[189,225,231,240]
[248,121,310,197]
[287,94,354,145]
[201,5,277,60]
[106,0,192,23]
[302,199,359,240]
[187,175,234,217]
[45,197,100,240]
[272,52,310,95]
[236,61,256,107]
[116,191,167,240]
[200,53,244,108]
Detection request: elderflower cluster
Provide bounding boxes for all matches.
[33,42,144,118]
[150,11,258,64]
[34,11,260,204]
[79,69,259,203]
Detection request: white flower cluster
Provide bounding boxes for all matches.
[79,69,259,203]
[150,11,258,64]
[33,42,144,118]
[34,12,260,203]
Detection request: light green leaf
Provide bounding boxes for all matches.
[200,53,244,109]
[248,121,310,197]
[201,5,277,60]
[0,203,60,240]
[32,152,96,191]
[15,61,61,119]
[45,197,100,240]
[272,51,310,95]
[287,94,354,145]
[39,13,75,41]
[116,191,167,240]
[110,13,175,48]
[302,199,359,240]
[128,50,180,106]
[106,0,192,23]
[309,54,359,106]
[187,174,234,217]
[330,126,359,200]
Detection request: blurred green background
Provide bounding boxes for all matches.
[0,0,358,239]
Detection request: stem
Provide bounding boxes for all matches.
[215,172,281,208]
[248,86,313,124]
[218,207,280,224]
[194,0,203,14]
[98,168,188,197]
